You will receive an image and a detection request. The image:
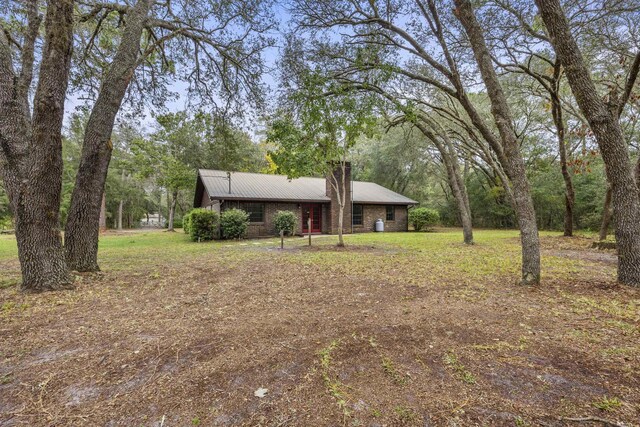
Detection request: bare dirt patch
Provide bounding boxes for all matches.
[0,231,638,426]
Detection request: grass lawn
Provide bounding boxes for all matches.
[0,229,638,426]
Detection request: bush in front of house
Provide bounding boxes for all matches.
[183,211,193,234]
[188,209,219,241]
[220,208,249,239]
[273,210,297,236]
[409,207,440,231]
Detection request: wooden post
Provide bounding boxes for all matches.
[308,218,312,246]
[280,230,284,249]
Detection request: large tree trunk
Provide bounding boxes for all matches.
[536,0,640,286]
[0,0,75,292]
[64,0,152,272]
[455,0,540,284]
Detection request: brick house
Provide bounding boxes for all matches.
[193,164,417,237]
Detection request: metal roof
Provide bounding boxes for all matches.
[198,169,418,205]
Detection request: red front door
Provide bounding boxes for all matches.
[302,203,322,233]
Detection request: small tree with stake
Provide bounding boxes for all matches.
[267,70,375,247]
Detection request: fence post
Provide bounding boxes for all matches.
[308,218,312,246]
[280,230,284,249]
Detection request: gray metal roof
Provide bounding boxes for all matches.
[198,169,417,205]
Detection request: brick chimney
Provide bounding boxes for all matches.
[326,162,352,235]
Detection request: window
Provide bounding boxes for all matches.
[386,205,395,221]
[241,202,265,223]
[352,204,363,226]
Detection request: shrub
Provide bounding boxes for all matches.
[409,207,440,231]
[165,218,183,229]
[220,208,249,239]
[183,211,193,234]
[273,210,297,236]
[188,209,219,242]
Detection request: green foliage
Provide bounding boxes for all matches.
[220,208,249,239]
[183,211,193,234]
[189,209,220,242]
[592,396,622,411]
[273,210,297,236]
[409,207,440,231]
[167,219,183,229]
[267,69,377,180]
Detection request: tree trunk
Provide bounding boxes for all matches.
[167,190,177,232]
[336,162,346,247]
[416,121,473,244]
[0,0,75,292]
[64,0,153,272]
[99,193,107,232]
[117,199,124,231]
[636,153,640,193]
[551,80,575,237]
[599,185,613,241]
[536,0,640,286]
[337,201,344,247]
[455,0,540,284]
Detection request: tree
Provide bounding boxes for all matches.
[64,0,274,271]
[0,0,75,291]
[268,72,375,246]
[289,0,540,283]
[535,0,640,286]
[453,0,540,283]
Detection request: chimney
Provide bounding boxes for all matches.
[326,162,352,235]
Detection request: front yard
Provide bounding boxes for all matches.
[0,230,638,426]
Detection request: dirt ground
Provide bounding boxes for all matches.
[0,230,638,426]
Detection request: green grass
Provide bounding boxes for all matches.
[0,228,608,285]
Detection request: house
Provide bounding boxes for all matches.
[193,163,417,237]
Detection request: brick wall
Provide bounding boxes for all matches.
[352,204,409,233]
[221,201,331,238]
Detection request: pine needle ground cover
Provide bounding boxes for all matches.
[0,230,638,426]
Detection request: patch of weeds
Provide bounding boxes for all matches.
[0,301,28,316]
[602,346,639,358]
[371,408,382,417]
[0,278,17,289]
[191,417,201,425]
[381,356,409,385]
[444,351,476,384]
[568,329,602,344]
[0,373,13,384]
[318,340,351,418]
[394,406,417,424]
[567,294,638,321]
[1,301,16,313]
[604,319,638,335]
[450,285,488,302]
[515,416,529,426]
[592,396,622,411]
